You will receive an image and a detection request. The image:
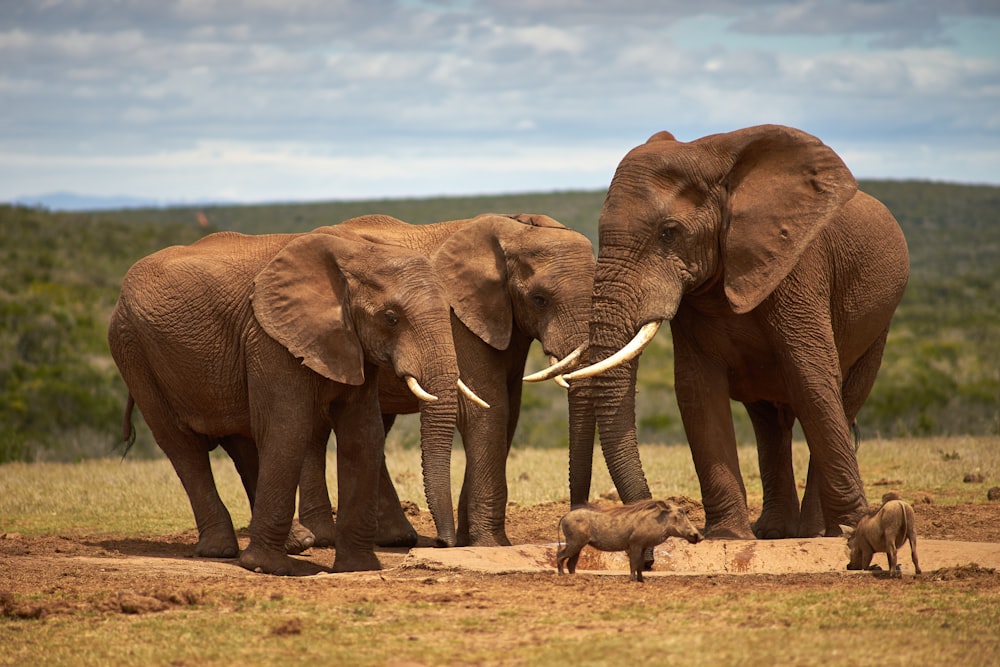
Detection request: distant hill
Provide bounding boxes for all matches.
[1,180,997,462]
[11,192,165,211]
[10,192,240,212]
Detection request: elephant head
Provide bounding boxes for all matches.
[431,213,593,367]
[564,125,863,529]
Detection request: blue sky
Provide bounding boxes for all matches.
[1,1,998,206]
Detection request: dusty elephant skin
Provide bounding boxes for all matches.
[556,500,703,582]
[562,124,909,541]
[108,231,461,575]
[843,500,921,576]
[296,213,595,548]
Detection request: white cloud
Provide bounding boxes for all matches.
[1,1,998,203]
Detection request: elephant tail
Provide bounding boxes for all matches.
[119,394,137,459]
[851,420,861,453]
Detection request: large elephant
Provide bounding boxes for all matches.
[303,213,595,547]
[563,125,909,540]
[108,230,464,575]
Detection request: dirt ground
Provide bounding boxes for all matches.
[2,499,999,623]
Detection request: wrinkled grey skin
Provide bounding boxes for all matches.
[302,213,595,548]
[109,231,460,576]
[568,124,909,540]
[556,500,703,582]
[842,500,921,577]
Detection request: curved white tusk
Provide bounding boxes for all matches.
[522,344,586,382]
[551,357,571,390]
[562,321,662,381]
[405,376,438,402]
[458,379,490,409]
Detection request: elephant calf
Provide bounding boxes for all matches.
[842,499,921,576]
[556,500,702,582]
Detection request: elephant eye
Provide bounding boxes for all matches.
[530,294,549,308]
[658,224,675,244]
[384,310,399,327]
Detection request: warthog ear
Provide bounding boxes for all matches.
[839,524,855,539]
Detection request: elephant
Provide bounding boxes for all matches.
[108,229,466,575]
[561,124,909,540]
[296,212,595,547]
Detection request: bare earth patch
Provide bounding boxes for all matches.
[2,500,999,624]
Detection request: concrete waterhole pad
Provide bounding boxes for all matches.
[399,538,1000,577]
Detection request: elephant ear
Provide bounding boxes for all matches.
[252,234,365,385]
[432,220,512,350]
[715,125,858,314]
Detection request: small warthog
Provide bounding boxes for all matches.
[556,499,703,582]
[842,499,921,576]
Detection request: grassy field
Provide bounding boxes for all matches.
[2,437,999,666]
[3,436,997,537]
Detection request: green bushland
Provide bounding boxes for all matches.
[1,180,997,462]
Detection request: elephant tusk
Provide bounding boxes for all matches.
[405,376,438,402]
[563,321,662,381]
[522,344,586,382]
[458,379,490,409]
[548,356,571,389]
[554,372,570,390]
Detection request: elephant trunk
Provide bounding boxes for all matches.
[587,272,653,504]
[417,360,460,548]
[566,379,596,506]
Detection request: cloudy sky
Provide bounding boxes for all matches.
[2,1,998,206]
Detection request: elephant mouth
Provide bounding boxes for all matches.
[562,320,662,381]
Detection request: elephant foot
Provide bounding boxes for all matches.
[703,523,756,540]
[194,528,240,559]
[374,507,418,547]
[460,531,512,548]
[284,520,316,555]
[298,513,336,548]
[752,511,800,540]
[238,543,327,576]
[375,526,418,548]
[332,548,382,573]
[433,533,458,548]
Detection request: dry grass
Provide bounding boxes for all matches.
[1,437,999,667]
[2,437,996,537]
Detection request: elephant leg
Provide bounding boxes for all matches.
[220,435,259,509]
[328,383,383,573]
[294,423,334,550]
[800,328,889,537]
[239,379,327,576]
[797,461,825,537]
[137,402,239,558]
[672,323,753,539]
[372,413,418,547]
[375,460,419,547]
[746,401,800,539]
[766,311,866,535]
[455,386,512,547]
[842,328,890,429]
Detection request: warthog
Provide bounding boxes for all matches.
[556,499,703,582]
[842,499,921,576]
